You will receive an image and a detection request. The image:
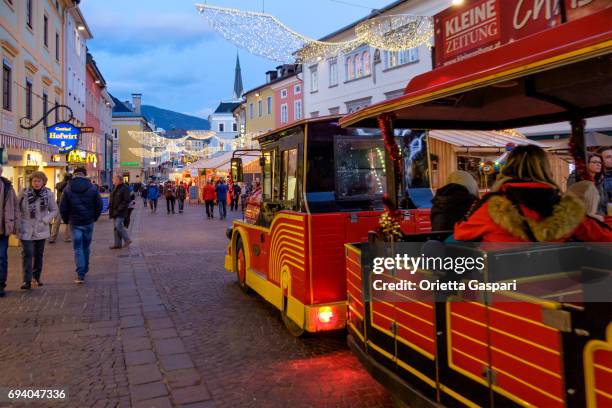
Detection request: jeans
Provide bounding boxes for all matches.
[230,197,239,211]
[21,239,45,283]
[0,235,8,289]
[149,198,158,212]
[71,224,94,279]
[218,200,227,219]
[177,199,184,213]
[166,198,176,213]
[113,217,130,247]
[205,200,215,218]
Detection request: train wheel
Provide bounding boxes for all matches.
[235,239,250,294]
[282,296,304,337]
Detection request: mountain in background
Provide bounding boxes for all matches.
[141,105,210,131]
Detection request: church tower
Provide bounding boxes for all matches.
[232,53,244,101]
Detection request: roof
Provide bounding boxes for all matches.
[243,65,301,96]
[86,53,106,87]
[429,130,547,149]
[111,95,132,113]
[340,8,612,129]
[214,102,241,114]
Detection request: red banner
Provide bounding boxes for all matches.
[433,0,611,67]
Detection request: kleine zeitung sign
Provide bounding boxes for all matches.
[47,122,80,153]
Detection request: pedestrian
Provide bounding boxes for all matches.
[568,181,604,222]
[176,183,187,213]
[230,182,242,211]
[600,146,612,214]
[49,173,72,243]
[455,145,612,242]
[241,181,252,212]
[430,170,479,231]
[147,182,159,213]
[124,192,136,228]
[60,167,103,283]
[585,153,607,215]
[215,178,229,220]
[0,165,18,298]
[17,171,58,290]
[109,175,132,249]
[203,180,216,219]
[141,184,148,207]
[165,182,176,214]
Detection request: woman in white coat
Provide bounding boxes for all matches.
[17,171,58,290]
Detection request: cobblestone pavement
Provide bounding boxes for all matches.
[0,200,392,408]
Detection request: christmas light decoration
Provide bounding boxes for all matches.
[195,3,433,63]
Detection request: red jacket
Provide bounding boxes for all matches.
[202,185,216,201]
[455,182,612,242]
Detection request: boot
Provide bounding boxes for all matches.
[20,282,31,290]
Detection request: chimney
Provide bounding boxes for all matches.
[132,93,142,114]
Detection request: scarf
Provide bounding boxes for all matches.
[27,188,49,219]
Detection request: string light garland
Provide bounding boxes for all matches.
[195,3,433,63]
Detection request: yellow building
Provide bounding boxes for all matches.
[111,94,153,184]
[244,84,275,136]
[0,0,75,192]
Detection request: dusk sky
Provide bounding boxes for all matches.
[81,0,389,119]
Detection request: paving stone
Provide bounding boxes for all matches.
[154,337,187,355]
[165,368,201,388]
[159,353,195,371]
[131,381,168,402]
[125,350,157,366]
[123,337,152,352]
[127,364,163,385]
[150,328,178,340]
[171,385,212,405]
[134,396,173,408]
[147,317,174,330]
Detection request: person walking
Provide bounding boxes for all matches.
[49,173,72,243]
[109,175,132,249]
[0,165,19,298]
[147,182,159,213]
[124,192,136,228]
[176,183,187,214]
[215,179,229,220]
[165,182,176,214]
[60,167,103,284]
[17,171,58,290]
[141,184,148,208]
[230,182,242,211]
[203,180,216,219]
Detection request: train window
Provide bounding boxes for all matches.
[262,150,275,200]
[281,148,298,202]
[334,136,386,200]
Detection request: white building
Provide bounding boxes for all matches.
[63,4,91,127]
[303,0,448,118]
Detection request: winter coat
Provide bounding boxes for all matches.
[147,185,159,201]
[60,176,103,226]
[430,183,477,231]
[55,180,69,204]
[176,185,187,200]
[109,183,131,219]
[17,187,58,241]
[455,181,612,242]
[203,185,216,201]
[604,169,612,207]
[165,186,176,199]
[0,177,18,236]
[215,183,229,202]
[232,184,242,197]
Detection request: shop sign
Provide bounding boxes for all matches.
[67,150,97,165]
[79,127,95,133]
[433,0,611,67]
[47,122,80,153]
[120,161,140,167]
[24,151,43,167]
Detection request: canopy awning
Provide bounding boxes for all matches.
[184,150,260,173]
[429,130,547,150]
[340,8,612,130]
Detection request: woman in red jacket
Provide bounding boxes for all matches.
[202,180,217,219]
[455,145,612,242]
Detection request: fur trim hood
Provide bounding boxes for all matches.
[487,194,585,241]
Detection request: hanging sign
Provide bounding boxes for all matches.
[67,149,97,164]
[47,122,80,153]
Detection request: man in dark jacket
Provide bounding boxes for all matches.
[230,183,241,211]
[109,175,132,249]
[0,165,18,298]
[176,183,187,214]
[60,167,103,283]
[215,179,229,220]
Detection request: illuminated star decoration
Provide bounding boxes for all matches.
[195,3,433,63]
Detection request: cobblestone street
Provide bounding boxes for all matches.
[0,201,392,408]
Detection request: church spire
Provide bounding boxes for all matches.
[233,52,244,100]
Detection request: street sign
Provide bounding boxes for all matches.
[79,126,95,133]
[47,122,80,153]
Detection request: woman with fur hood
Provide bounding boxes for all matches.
[455,145,612,242]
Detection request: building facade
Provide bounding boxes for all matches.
[0,0,75,193]
[63,4,90,128]
[270,68,303,128]
[302,0,447,118]
[111,93,154,183]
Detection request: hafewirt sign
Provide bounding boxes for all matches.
[47,122,80,153]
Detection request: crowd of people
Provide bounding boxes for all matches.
[431,145,612,242]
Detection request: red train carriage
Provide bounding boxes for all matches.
[340,1,612,407]
[225,117,432,335]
